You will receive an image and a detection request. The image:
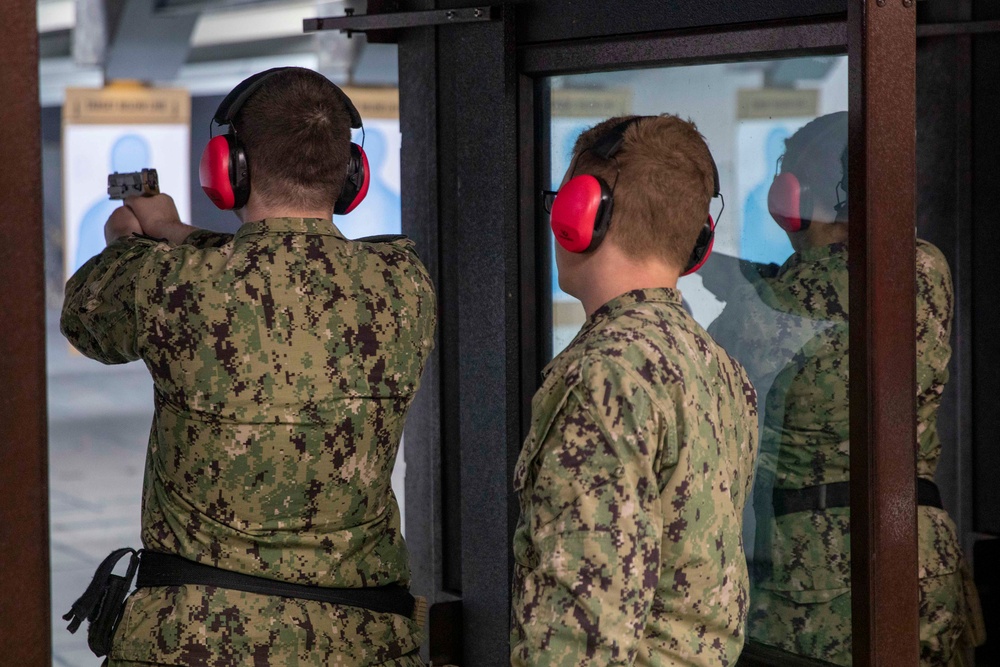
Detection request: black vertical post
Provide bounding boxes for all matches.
[438,6,521,663]
[400,16,450,599]
[401,4,521,663]
[399,11,466,664]
[523,77,552,436]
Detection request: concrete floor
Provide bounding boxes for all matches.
[45,309,406,666]
[47,309,149,667]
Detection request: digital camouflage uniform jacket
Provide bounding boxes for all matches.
[511,288,759,667]
[61,218,435,667]
[708,240,977,665]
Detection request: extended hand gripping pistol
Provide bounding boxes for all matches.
[107,169,159,200]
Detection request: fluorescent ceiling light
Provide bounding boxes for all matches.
[38,0,75,33]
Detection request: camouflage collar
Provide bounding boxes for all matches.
[543,288,683,378]
[590,287,683,323]
[580,287,683,341]
[235,217,346,240]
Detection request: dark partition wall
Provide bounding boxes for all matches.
[966,7,1000,662]
[913,0,1000,552]
[915,1,976,557]
[971,0,1000,537]
[437,15,523,663]
[399,5,523,663]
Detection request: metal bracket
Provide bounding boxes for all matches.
[303,6,498,38]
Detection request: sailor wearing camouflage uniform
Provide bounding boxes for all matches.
[707,112,984,666]
[61,68,435,666]
[511,115,759,666]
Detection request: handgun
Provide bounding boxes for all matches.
[107,169,159,200]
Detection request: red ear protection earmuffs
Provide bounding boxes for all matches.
[767,114,848,233]
[549,174,613,253]
[200,67,370,214]
[336,143,370,215]
[200,134,248,210]
[548,116,722,276]
[767,170,811,234]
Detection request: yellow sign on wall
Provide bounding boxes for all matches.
[64,84,191,125]
[737,89,819,120]
[552,89,633,118]
[341,87,399,120]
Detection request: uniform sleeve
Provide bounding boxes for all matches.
[915,242,954,465]
[511,357,669,667]
[60,236,160,364]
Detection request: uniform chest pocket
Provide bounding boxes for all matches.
[513,370,578,495]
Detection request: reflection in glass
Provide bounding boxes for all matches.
[709,114,979,666]
[710,112,855,662]
[543,56,981,664]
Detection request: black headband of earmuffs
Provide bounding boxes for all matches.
[588,116,721,198]
[213,67,363,130]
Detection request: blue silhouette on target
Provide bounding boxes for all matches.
[74,134,151,274]
[740,127,795,266]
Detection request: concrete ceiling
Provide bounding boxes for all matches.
[37,0,393,106]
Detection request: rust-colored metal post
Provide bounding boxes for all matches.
[0,0,51,664]
[848,0,919,665]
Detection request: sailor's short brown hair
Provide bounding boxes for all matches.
[781,111,848,214]
[572,114,716,269]
[233,68,353,212]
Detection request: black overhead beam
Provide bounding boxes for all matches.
[304,6,497,38]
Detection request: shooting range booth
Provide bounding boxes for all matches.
[3,0,1000,665]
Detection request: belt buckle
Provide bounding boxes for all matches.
[817,484,827,511]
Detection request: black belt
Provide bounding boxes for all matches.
[137,551,416,618]
[772,478,943,518]
[64,549,416,659]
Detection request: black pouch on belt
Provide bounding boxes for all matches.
[63,547,140,658]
